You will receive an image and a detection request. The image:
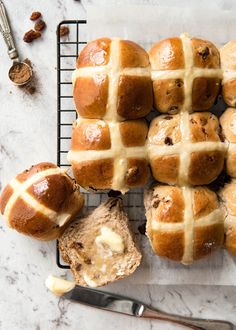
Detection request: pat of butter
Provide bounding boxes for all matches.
[45,275,75,296]
[95,226,124,253]
[56,212,71,227]
[83,273,98,288]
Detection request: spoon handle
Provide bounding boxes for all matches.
[0,0,18,60]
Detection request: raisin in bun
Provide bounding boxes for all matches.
[220,180,236,255]
[68,118,150,193]
[149,33,222,113]
[220,108,236,177]
[147,112,226,185]
[0,163,84,241]
[144,185,224,264]
[220,41,236,107]
[73,38,153,120]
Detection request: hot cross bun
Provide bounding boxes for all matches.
[145,184,224,264]
[147,112,226,185]
[68,119,150,193]
[0,163,84,240]
[149,34,222,113]
[73,38,153,120]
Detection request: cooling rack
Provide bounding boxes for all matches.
[56,20,146,268]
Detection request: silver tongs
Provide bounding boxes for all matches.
[62,285,235,330]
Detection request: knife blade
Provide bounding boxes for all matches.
[62,285,235,330]
[45,276,235,330]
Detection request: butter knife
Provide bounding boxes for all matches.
[62,285,235,330]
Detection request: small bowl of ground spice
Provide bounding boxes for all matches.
[8,61,33,86]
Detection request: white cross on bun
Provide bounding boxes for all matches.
[0,163,84,241]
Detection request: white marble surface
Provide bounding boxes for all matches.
[0,0,236,329]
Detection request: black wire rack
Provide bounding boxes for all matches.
[56,20,146,269]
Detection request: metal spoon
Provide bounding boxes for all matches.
[0,0,32,86]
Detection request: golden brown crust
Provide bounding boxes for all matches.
[119,120,148,147]
[16,162,57,182]
[72,159,114,190]
[9,197,60,240]
[71,120,111,151]
[189,112,221,142]
[125,158,150,187]
[117,75,153,119]
[0,185,13,214]
[222,80,236,107]
[119,40,150,68]
[149,37,185,70]
[77,38,111,68]
[148,114,181,145]
[148,185,185,223]
[192,187,219,220]
[188,150,225,185]
[193,223,224,260]
[220,107,236,143]
[192,77,220,111]
[26,174,75,212]
[191,38,220,68]
[148,229,185,262]
[73,75,109,118]
[150,155,179,185]
[153,79,184,114]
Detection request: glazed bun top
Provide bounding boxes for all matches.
[149,36,220,71]
[77,38,150,69]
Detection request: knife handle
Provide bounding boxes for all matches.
[142,307,235,330]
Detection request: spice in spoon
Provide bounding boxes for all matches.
[8,62,32,85]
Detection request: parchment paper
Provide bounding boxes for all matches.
[85,2,236,285]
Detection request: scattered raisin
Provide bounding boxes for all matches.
[198,46,210,61]
[164,115,173,120]
[164,137,173,145]
[34,19,46,31]
[23,29,41,43]
[175,79,183,87]
[59,26,70,37]
[30,11,41,21]
[108,190,121,197]
[138,222,146,235]
[152,199,160,208]
[75,264,81,271]
[169,105,179,114]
